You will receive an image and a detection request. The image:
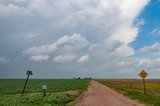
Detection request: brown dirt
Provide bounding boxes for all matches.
[74,80,145,106]
[65,90,80,95]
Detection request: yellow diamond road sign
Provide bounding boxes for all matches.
[139,70,148,79]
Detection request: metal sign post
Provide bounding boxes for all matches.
[42,85,47,97]
[21,70,33,97]
[139,70,148,94]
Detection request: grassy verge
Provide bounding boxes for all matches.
[98,80,160,106]
[0,92,76,106]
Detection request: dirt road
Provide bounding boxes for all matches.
[75,80,144,106]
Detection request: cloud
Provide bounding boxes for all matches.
[134,18,145,27]
[24,33,89,61]
[53,54,76,63]
[24,44,56,55]
[106,56,160,72]
[0,3,29,17]
[138,57,160,70]
[137,42,160,54]
[28,0,48,15]
[26,33,39,41]
[132,42,160,72]
[151,28,160,36]
[24,33,89,55]
[30,55,49,62]
[77,55,89,63]
[0,0,152,78]
[22,0,149,64]
[14,0,26,2]
[113,44,135,57]
[0,57,10,64]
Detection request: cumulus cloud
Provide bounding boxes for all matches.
[24,33,88,55]
[22,0,149,64]
[53,54,76,63]
[24,44,56,55]
[30,55,49,62]
[0,3,29,17]
[0,57,10,64]
[106,56,160,72]
[137,42,160,54]
[24,33,89,62]
[77,55,90,63]
[113,44,135,57]
[0,0,153,78]
[138,57,160,70]
[28,0,49,15]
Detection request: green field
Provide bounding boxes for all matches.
[98,79,160,106]
[0,79,90,106]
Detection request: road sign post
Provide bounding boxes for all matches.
[21,70,33,97]
[139,70,148,94]
[42,85,47,97]
[143,78,145,94]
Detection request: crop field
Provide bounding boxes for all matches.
[0,79,90,106]
[98,79,160,106]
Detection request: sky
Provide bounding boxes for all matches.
[0,0,160,79]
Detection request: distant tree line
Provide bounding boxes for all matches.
[73,77,92,80]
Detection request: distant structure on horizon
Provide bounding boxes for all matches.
[73,77,92,80]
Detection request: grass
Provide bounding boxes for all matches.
[0,79,90,106]
[0,92,76,106]
[0,92,77,106]
[97,79,160,106]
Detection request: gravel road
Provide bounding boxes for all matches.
[75,80,144,106]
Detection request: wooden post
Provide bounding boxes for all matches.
[42,85,47,97]
[143,78,146,94]
[43,89,46,97]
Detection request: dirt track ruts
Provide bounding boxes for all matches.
[75,80,144,106]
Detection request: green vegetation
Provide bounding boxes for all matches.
[0,79,90,106]
[98,79,160,106]
[0,92,76,106]
[0,79,90,94]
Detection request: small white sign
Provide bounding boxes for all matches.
[42,85,47,89]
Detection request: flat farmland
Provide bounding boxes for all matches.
[0,79,90,106]
[98,79,160,106]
